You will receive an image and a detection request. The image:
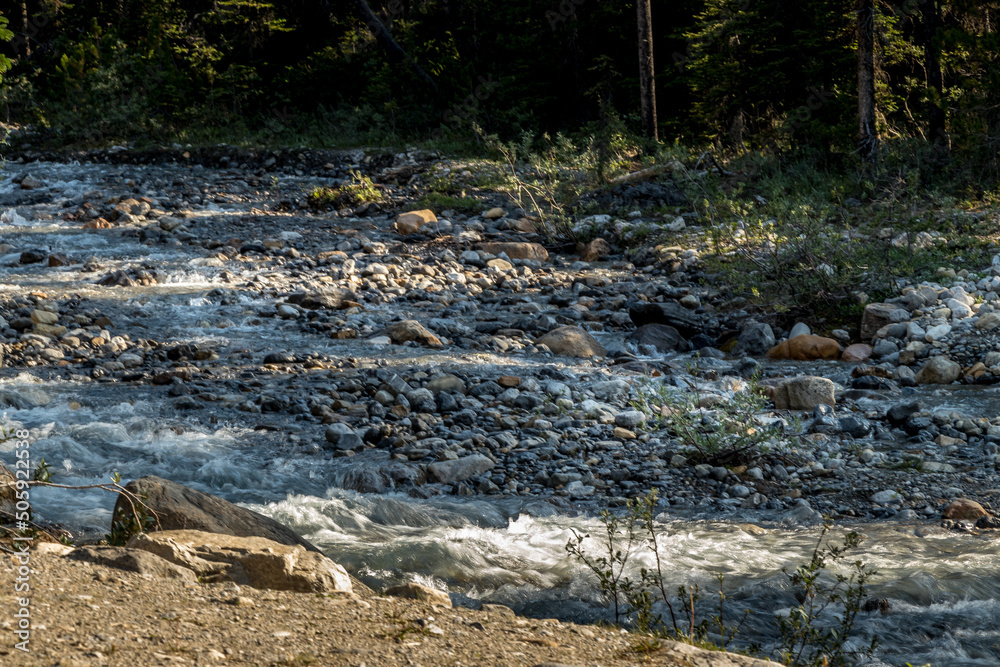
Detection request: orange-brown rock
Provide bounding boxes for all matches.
[841,343,873,363]
[498,375,521,388]
[765,335,840,361]
[394,209,437,235]
[851,364,893,379]
[83,218,114,229]
[942,499,989,521]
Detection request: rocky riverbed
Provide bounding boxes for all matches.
[3,148,1000,664]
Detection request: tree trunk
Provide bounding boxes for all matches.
[20,1,31,58]
[856,0,878,163]
[921,0,948,150]
[636,0,657,141]
[338,0,437,93]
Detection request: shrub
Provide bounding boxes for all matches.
[308,170,383,209]
[567,492,879,665]
[629,375,791,467]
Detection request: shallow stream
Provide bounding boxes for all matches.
[0,161,998,665]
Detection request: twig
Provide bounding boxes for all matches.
[27,480,161,533]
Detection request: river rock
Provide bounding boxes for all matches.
[628,301,702,336]
[426,374,466,395]
[765,335,839,361]
[482,207,505,220]
[288,289,357,310]
[789,322,810,338]
[773,376,836,410]
[20,249,46,264]
[427,454,495,483]
[861,303,910,341]
[915,356,961,384]
[0,387,51,408]
[385,583,452,608]
[578,238,611,262]
[886,401,923,426]
[112,476,318,552]
[325,424,363,450]
[395,209,437,235]
[0,463,15,517]
[30,309,58,326]
[67,546,198,581]
[942,499,989,521]
[384,320,443,347]
[733,322,775,357]
[627,324,686,353]
[870,490,902,503]
[946,298,972,320]
[475,242,548,262]
[977,313,1000,331]
[128,530,353,594]
[535,326,606,357]
[924,323,952,342]
[841,344,873,362]
[20,174,44,190]
[614,410,646,428]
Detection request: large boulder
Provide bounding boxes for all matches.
[914,356,961,384]
[628,301,703,337]
[128,530,353,594]
[427,454,495,484]
[535,325,606,357]
[112,476,317,552]
[773,376,836,410]
[765,335,840,361]
[67,546,198,581]
[475,242,549,262]
[860,303,909,342]
[627,324,687,354]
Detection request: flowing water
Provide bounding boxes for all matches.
[2,161,1000,665]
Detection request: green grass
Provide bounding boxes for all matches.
[411,192,484,215]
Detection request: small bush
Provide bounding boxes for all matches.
[308,170,383,209]
[629,375,791,467]
[567,492,878,665]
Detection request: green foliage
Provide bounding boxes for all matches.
[0,0,997,199]
[776,524,878,667]
[681,151,995,329]
[567,491,747,649]
[630,375,789,466]
[0,13,12,84]
[478,117,646,239]
[32,458,51,483]
[682,0,855,151]
[308,171,383,210]
[567,494,878,664]
[412,192,482,215]
[106,491,157,546]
